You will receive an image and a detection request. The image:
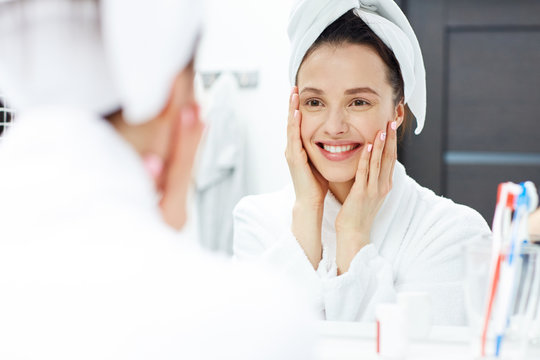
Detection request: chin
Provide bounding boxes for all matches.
[318,165,356,183]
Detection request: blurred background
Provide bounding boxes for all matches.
[1,0,539,254]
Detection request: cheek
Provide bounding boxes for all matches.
[299,114,317,143]
[350,108,393,140]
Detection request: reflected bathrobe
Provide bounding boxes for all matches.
[233,161,491,325]
[0,107,315,360]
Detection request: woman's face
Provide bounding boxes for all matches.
[297,42,402,183]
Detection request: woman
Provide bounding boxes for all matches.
[0,1,314,359]
[234,0,491,325]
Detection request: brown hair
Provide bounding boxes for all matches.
[299,10,404,105]
[297,10,411,137]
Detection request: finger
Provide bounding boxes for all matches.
[160,104,205,230]
[293,108,304,151]
[310,161,328,190]
[367,130,386,191]
[286,91,300,143]
[355,141,372,186]
[287,86,299,125]
[378,121,397,189]
[286,98,303,161]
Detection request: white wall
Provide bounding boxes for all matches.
[196,0,295,194]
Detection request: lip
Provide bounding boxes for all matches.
[315,141,362,161]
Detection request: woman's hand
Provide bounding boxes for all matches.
[335,120,397,275]
[286,87,329,209]
[159,104,205,230]
[285,87,329,269]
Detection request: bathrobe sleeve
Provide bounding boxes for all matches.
[317,199,490,325]
[316,243,397,322]
[393,200,491,325]
[233,193,397,320]
[233,194,324,314]
[234,194,395,321]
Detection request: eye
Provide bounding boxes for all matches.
[305,98,323,107]
[350,99,370,107]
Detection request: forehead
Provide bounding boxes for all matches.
[297,43,390,94]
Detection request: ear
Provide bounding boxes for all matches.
[394,100,405,128]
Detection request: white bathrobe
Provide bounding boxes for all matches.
[233,161,491,325]
[0,107,315,360]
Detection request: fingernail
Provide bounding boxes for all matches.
[294,109,299,118]
[142,154,164,180]
[367,143,373,152]
[181,106,195,127]
[380,132,386,141]
[391,121,397,131]
[291,86,296,96]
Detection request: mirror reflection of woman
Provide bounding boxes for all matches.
[234,0,491,325]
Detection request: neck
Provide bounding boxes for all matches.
[328,180,355,204]
[106,110,165,158]
[105,110,140,153]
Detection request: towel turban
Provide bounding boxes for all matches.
[288,0,426,134]
[0,0,202,125]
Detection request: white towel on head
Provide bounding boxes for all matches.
[102,0,202,124]
[0,0,202,125]
[288,0,426,134]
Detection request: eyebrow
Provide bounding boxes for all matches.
[300,87,323,95]
[344,87,380,97]
[300,86,380,97]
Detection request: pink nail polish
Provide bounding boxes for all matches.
[367,144,373,152]
[143,154,164,180]
[380,132,386,141]
[391,121,397,131]
[181,106,195,127]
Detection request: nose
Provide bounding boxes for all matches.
[323,109,349,136]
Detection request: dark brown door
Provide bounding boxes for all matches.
[399,0,540,223]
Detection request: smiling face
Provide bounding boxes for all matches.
[297,42,403,184]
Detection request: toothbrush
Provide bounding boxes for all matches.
[493,182,537,356]
[480,182,519,356]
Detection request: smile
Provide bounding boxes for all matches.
[321,144,358,153]
[316,142,361,161]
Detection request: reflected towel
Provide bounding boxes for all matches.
[288,0,426,134]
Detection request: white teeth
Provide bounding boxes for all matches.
[322,144,355,153]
